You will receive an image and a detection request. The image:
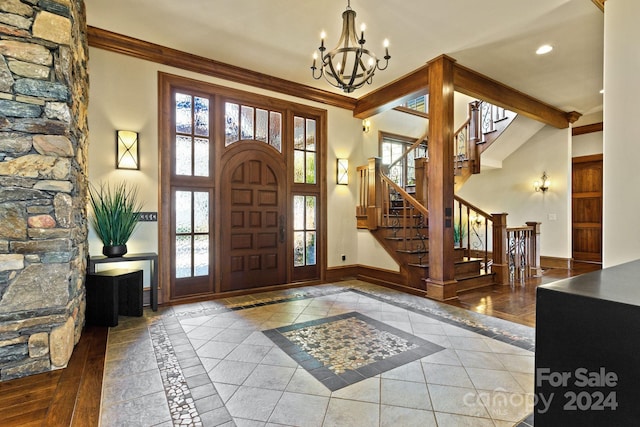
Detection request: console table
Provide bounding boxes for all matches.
[88,252,158,311]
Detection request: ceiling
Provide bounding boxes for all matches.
[85,0,604,116]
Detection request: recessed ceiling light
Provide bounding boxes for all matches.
[600,89,604,94]
[536,44,553,55]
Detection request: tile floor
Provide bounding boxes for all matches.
[100,280,536,427]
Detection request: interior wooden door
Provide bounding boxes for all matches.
[572,154,603,263]
[221,145,287,291]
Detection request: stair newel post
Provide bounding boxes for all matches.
[492,213,510,284]
[415,157,428,207]
[469,101,482,173]
[367,157,383,230]
[526,221,542,276]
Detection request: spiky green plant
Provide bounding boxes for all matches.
[88,182,142,246]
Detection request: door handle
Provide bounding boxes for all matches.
[279,215,285,244]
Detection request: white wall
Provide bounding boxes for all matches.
[602,0,640,267]
[457,125,572,258]
[572,131,602,158]
[87,48,362,276]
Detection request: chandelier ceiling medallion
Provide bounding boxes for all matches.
[311,0,390,93]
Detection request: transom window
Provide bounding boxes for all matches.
[224,101,282,151]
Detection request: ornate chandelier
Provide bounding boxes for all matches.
[311,0,390,93]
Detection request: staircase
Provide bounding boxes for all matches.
[356,99,542,300]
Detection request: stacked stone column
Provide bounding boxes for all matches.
[0,0,88,380]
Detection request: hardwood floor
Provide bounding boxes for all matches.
[445,262,602,327]
[0,263,599,425]
[0,325,107,427]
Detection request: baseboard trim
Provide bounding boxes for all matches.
[325,265,360,282]
[541,256,573,269]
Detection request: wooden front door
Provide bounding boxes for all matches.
[572,154,603,263]
[221,144,287,291]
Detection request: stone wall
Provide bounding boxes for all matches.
[0,0,88,380]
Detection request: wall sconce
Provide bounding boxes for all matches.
[534,171,550,192]
[116,130,139,170]
[337,158,349,185]
[362,119,371,133]
[470,213,483,225]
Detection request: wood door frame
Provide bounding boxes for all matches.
[158,72,327,304]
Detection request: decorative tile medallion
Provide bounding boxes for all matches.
[263,311,444,391]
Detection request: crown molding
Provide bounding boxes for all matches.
[87,26,357,111]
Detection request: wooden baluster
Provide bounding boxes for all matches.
[492,213,509,284]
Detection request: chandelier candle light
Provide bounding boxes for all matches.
[311,0,390,93]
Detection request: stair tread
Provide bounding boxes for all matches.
[397,249,427,254]
[386,236,428,241]
[408,258,482,268]
[456,272,494,280]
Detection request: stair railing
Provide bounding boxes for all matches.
[387,129,429,171]
[492,214,542,284]
[506,222,542,282]
[454,195,494,274]
[453,101,482,175]
[380,174,429,256]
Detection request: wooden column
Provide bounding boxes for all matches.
[425,55,457,301]
[492,213,509,284]
[526,221,542,276]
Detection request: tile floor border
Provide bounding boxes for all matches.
[149,317,235,427]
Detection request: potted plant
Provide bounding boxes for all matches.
[89,181,143,257]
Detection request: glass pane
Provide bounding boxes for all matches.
[194,138,209,177]
[417,145,427,158]
[305,152,316,184]
[293,195,304,230]
[241,105,254,140]
[382,143,392,165]
[175,235,192,278]
[194,235,209,276]
[407,165,416,185]
[194,96,209,137]
[306,231,316,266]
[294,150,305,183]
[225,102,239,145]
[306,119,316,151]
[175,191,192,233]
[306,196,316,230]
[193,192,209,233]
[294,116,305,149]
[269,111,282,152]
[255,109,268,143]
[175,93,192,134]
[391,143,403,163]
[175,136,192,176]
[389,164,403,186]
[294,231,305,267]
